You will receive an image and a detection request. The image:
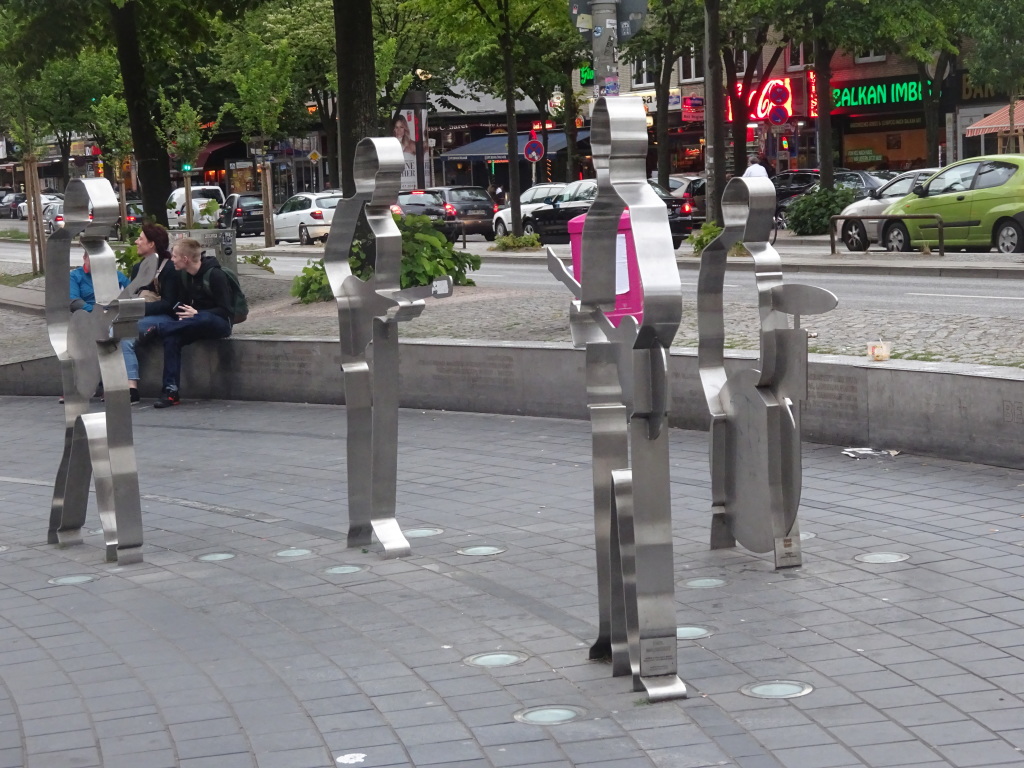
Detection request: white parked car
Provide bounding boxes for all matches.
[838,168,940,251]
[18,193,62,220]
[492,182,565,238]
[166,185,226,228]
[273,192,344,244]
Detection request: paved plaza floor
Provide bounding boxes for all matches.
[1,396,1023,768]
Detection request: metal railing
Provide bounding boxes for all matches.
[829,214,945,256]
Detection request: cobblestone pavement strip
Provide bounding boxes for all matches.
[4,253,1024,369]
[1,398,1023,767]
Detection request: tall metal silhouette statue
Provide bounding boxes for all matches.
[45,178,155,565]
[697,177,838,568]
[327,137,452,559]
[548,97,687,702]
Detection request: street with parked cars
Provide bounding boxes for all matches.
[528,178,694,247]
[393,186,498,241]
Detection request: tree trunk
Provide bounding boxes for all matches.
[656,51,672,189]
[501,32,522,236]
[919,54,950,166]
[704,0,727,226]
[24,160,41,274]
[335,0,377,196]
[108,0,170,226]
[563,68,579,183]
[812,35,835,188]
[183,174,194,229]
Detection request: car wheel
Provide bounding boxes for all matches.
[321,235,329,244]
[884,221,911,252]
[235,222,243,239]
[494,219,508,238]
[522,219,536,236]
[299,224,311,245]
[995,219,1024,253]
[842,219,869,252]
[672,237,683,249]
[19,211,25,220]
[483,229,495,241]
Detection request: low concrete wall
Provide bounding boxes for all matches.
[5,336,1024,469]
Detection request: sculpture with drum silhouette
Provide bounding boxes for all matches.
[44,179,157,565]
[548,97,687,703]
[327,137,452,559]
[697,176,838,569]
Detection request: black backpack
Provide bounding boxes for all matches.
[182,264,249,324]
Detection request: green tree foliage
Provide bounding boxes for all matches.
[33,49,120,188]
[964,0,1024,152]
[0,0,258,225]
[774,0,932,187]
[419,0,548,235]
[623,0,704,187]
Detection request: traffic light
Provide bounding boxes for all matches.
[181,162,192,172]
[780,136,790,151]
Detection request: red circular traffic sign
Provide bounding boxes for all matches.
[524,139,545,163]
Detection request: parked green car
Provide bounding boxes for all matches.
[882,155,1024,253]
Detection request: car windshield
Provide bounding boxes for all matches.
[399,192,444,206]
[194,189,222,200]
[238,198,263,210]
[647,181,672,198]
[447,188,492,203]
[314,196,343,209]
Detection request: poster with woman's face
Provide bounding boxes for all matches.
[391,108,432,189]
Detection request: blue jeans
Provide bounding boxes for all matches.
[122,315,173,381]
[158,311,231,392]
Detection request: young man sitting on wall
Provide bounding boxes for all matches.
[148,237,233,408]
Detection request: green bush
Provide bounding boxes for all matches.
[290,214,480,303]
[685,223,723,256]
[291,259,333,304]
[240,252,274,273]
[494,233,542,250]
[113,244,141,275]
[786,187,856,236]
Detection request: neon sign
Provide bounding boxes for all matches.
[726,78,794,122]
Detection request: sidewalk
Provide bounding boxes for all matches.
[2,397,1022,767]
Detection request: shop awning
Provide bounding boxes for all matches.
[196,139,237,167]
[440,130,590,162]
[964,101,1024,137]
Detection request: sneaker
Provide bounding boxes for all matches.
[130,387,140,404]
[153,390,180,409]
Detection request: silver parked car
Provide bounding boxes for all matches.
[838,168,940,251]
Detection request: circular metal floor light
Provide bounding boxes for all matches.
[740,680,814,699]
[800,531,816,540]
[197,553,235,562]
[276,548,312,558]
[457,545,506,556]
[324,565,364,575]
[465,651,529,668]
[855,552,910,564]
[48,575,95,586]
[0,545,8,553]
[405,528,444,538]
[681,577,727,589]
[676,626,714,640]
[513,705,586,725]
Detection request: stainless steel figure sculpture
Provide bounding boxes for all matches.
[548,97,687,702]
[328,137,452,559]
[45,178,154,565]
[697,177,838,569]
